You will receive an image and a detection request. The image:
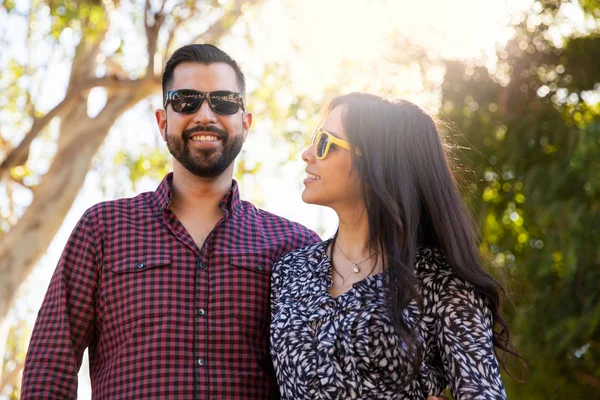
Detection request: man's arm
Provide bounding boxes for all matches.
[21,210,101,399]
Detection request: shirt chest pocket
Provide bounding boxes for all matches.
[104,254,172,327]
[228,254,272,331]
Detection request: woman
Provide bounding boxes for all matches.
[270,93,517,399]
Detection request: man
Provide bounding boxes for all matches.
[21,44,320,399]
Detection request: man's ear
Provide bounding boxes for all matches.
[242,111,252,141]
[155,109,167,141]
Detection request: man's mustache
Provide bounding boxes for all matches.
[183,125,228,143]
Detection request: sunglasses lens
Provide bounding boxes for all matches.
[170,91,201,114]
[171,98,200,113]
[316,132,329,158]
[209,91,241,115]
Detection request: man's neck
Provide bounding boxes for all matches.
[169,162,234,215]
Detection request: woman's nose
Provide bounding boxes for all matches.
[301,145,314,163]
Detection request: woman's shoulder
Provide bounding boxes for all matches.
[272,239,330,279]
[414,246,488,317]
[414,246,453,282]
[277,240,328,264]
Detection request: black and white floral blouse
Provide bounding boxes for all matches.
[270,239,507,400]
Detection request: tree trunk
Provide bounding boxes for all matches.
[0,47,159,325]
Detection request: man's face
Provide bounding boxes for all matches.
[155,62,252,178]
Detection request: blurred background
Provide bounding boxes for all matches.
[0,0,598,398]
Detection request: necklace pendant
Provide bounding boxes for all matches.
[352,264,360,274]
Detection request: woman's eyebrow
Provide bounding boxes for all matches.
[322,128,341,139]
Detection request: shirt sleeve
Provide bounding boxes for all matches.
[431,266,507,400]
[21,209,102,399]
[305,230,322,247]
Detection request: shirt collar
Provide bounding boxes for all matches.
[218,179,242,214]
[153,172,243,215]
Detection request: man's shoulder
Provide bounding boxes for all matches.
[238,200,321,248]
[240,200,314,232]
[84,191,156,220]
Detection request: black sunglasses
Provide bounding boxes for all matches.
[165,89,245,115]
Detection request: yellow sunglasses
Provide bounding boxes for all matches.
[311,129,358,160]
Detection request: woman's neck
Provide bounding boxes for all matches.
[327,203,381,298]
[334,205,371,261]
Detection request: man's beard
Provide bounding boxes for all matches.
[165,120,244,178]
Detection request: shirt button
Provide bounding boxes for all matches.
[198,358,205,366]
[136,263,145,269]
[196,308,206,316]
[257,265,265,272]
[197,261,207,269]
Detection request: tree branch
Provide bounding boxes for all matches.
[144,0,152,51]
[0,98,72,179]
[163,22,178,64]
[68,32,106,90]
[98,76,160,122]
[158,0,167,15]
[145,0,167,77]
[77,75,149,91]
[0,74,148,179]
[163,12,189,65]
[161,0,201,66]
[192,0,257,44]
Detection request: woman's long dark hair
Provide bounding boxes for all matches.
[328,92,519,375]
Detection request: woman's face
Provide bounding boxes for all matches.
[301,106,363,209]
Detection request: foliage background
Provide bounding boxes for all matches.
[0,0,598,398]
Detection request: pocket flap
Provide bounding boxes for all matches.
[229,254,272,274]
[111,254,171,273]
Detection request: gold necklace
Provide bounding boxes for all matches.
[335,238,375,274]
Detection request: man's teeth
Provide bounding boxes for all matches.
[191,135,219,142]
[307,173,321,180]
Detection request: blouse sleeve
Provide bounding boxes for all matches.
[270,254,287,320]
[424,255,508,400]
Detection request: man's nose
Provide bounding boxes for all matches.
[192,97,217,124]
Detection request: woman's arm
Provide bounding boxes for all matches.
[433,272,507,400]
[416,248,507,400]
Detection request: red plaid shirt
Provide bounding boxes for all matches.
[21,173,320,399]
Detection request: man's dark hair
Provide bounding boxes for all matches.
[162,44,246,106]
